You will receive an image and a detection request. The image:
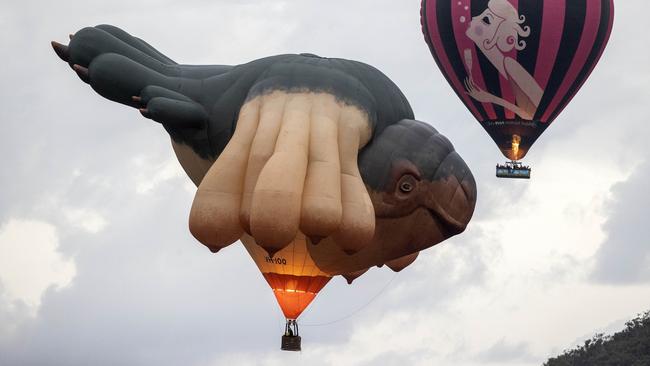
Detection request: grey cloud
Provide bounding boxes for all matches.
[0,282,32,345]
[359,349,436,366]
[591,158,650,283]
[585,1,650,285]
[0,188,283,366]
[381,226,496,312]
[475,338,536,364]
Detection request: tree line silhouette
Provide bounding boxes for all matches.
[545,311,650,365]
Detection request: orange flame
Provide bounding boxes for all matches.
[511,135,521,160]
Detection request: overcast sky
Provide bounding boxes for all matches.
[1,1,649,365]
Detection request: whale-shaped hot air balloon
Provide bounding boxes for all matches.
[52,25,477,350]
[421,0,614,178]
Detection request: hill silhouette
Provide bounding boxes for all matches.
[545,311,650,366]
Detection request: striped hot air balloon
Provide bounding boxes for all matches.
[421,0,614,166]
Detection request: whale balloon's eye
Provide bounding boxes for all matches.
[400,182,413,193]
[397,175,418,195]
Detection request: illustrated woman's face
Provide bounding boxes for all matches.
[466,8,502,49]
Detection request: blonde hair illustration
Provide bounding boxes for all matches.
[483,0,531,52]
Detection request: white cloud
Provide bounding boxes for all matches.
[0,219,76,311]
[63,207,108,234]
[133,155,187,194]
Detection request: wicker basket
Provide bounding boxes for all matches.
[281,335,301,351]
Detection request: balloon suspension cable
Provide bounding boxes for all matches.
[284,319,299,337]
[299,272,399,327]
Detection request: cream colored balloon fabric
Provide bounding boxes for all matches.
[189,91,374,256]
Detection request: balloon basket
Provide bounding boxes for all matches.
[281,335,302,351]
[281,319,301,351]
[496,161,531,179]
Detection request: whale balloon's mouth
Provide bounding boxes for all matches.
[424,178,474,237]
[420,151,477,237]
[426,207,465,237]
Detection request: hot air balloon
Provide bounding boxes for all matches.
[52,25,477,351]
[242,234,330,350]
[421,0,614,178]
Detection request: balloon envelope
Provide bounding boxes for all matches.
[421,0,614,160]
[52,24,480,330]
[241,234,332,319]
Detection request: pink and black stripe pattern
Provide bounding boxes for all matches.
[421,0,614,159]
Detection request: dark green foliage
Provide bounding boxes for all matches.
[544,311,650,366]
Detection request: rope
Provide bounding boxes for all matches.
[299,272,399,327]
